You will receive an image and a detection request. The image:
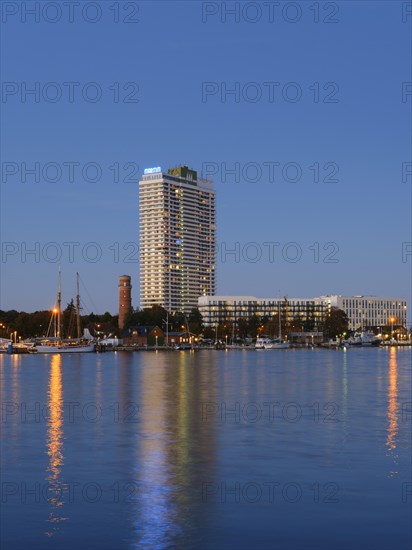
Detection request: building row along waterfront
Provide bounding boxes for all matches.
[321,295,407,331]
[198,295,407,331]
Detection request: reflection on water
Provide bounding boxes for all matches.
[45,354,67,537]
[10,355,21,430]
[131,351,217,548]
[341,348,348,442]
[135,354,176,548]
[1,349,411,550]
[94,356,104,440]
[386,348,399,475]
[386,347,398,450]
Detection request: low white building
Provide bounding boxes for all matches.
[198,296,327,328]
[198,295,407,331]
[318,295,407,331]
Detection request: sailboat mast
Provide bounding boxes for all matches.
[76,272,81,339]
[57,269,62,339]
[278,302,281,340]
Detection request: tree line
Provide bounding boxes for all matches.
[201,307,350,340]
[0,303,118,339]
[5,303,404,341]
[124,305,351,340]
[123,305,203,335]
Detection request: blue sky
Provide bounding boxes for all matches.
[1,1,411,323]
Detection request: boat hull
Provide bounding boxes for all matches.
[256,338,290,349]
[346,334,381,347]
[265,343,290,349]
[35,344,95,354]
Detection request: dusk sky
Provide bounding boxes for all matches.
[1,1,411,323]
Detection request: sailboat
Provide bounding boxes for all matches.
[256,303,290,349]
[226,318,238,349]
[34,272,95,354]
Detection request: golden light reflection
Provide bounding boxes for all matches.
[341,348,348,442]
[129,352,218,547]
[11,353,21,368]
[45,354,67,537]
[177,353,189,467]
[0,354,21,430]
[137,356,172,547]
[94,357,104,439]
[386,347,398,453]
[10,355,21,428]
[342,347,348,407]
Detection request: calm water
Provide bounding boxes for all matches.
[1,348,411,550]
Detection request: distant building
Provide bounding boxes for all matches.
[118,275,132,330]
[139,165,216,314]
[122,325,164,347]
[319,295,407,331]
[198,295,407,331]
[167,331,196,346]
[198,296,327,328]
[289,332,324,345]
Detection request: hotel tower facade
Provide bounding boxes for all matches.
[139,165,216,314]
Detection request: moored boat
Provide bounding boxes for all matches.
[255,302,290,349]
[34,340,95,353]
[255,336,273,349]
[265,338,290,349]
[255,336,290,350]
[32,271,95,354]
[347,331,381,347]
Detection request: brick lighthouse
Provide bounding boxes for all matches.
[118,275,132,331]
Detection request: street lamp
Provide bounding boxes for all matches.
[390,317,395,339]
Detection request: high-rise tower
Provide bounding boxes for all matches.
[139,165,216,314]
[118,275,132,330]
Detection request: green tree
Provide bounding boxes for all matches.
[169,311,186,332]
[124,305,168,331]
[237,317,249,340]
[289,315,304,333]
[248,315,261,338]
[202,326,215,339]
[302,318,316,332]
[188,308,203,334]
[62,300,76,338]
[322,307,349,339]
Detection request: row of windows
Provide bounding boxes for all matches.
[343,300,405,308]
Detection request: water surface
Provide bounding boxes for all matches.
[1,348,411,549]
